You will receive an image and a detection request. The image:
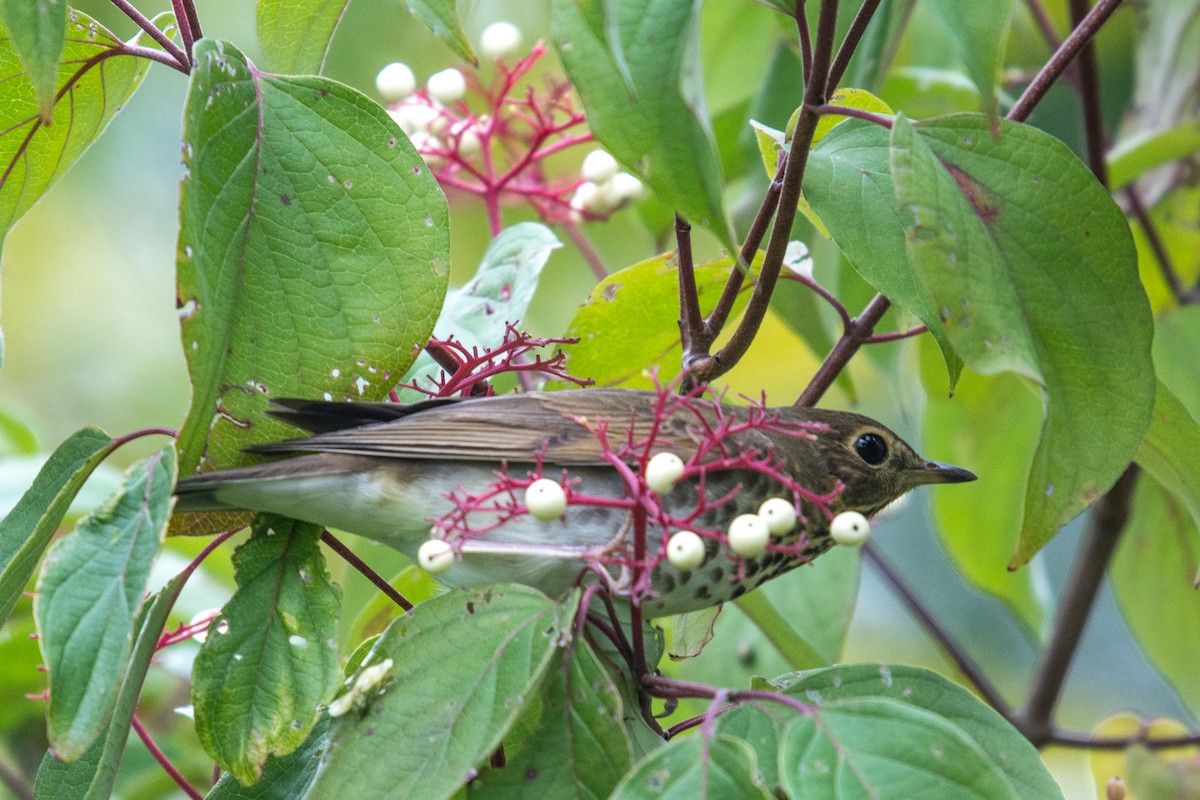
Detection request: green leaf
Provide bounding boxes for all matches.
[255,0,351,74]
[404,0,477,64]
[308,585,575,799]
[468,640,632,799]
[562,252,756,387]
[1135,381,1200,531]
[735,544,860,669]
[192,515,341,784]
[774,664,1062,799]
[712,704,790,793]
[34,568,190,799]
[803,119,963,389]
[1107,120,1200,191]
[0,9,149,248]
[890,114,1155,565]
[1112,472,1200,718]
[925,0,1014,122]
[402,222,560,394]
[175,39,449,477]
[0,427,113,628]
[35,448,174,760]
[208,716,330,799]
[608,734,771,799]
[922,352,1049,638]
[0,0,66,122]
[551,0,733,249]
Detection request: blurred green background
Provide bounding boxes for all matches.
[0,2,1189,798]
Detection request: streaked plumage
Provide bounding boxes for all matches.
[175,388,975,616]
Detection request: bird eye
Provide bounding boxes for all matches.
[854,433,888,465]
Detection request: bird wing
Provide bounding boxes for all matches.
[249,389,728,465]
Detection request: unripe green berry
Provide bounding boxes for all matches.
[666,530,706,570]
[728,513,770,557]
[830,511,870,546]
[418,539,454,573]
[525,478,567,520]
[757,497,797,534]
[645,451,685,494]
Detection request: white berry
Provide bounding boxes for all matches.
[389,103,440,134]
[450,120,482,157]
[606,171,645,206]
[525,478,567,520]
[645,452,685,494]
[581,149,619,184]
[376,62,416,102]
[570,181,602,213]
[830,511,870,546]
[480,21,523,60]
[667,530,706,570]
[757,497,797,535]
[728,513,770,557]
[418,539,454,573]
[427,68,467,104]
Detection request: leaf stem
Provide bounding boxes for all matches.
[675,214,701,359]
[1067,0,1109,184]
[1125,187,1185,301]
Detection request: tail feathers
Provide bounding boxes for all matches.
[173,453,375,514]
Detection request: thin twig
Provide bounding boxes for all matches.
[1008,0,1126,123]
[1049,729,1200,750]
[825,0,884,96]
[1023,0,1082,91]
[1068,0,1109,183]
[560,218,608,280]
[796,293,890,406]
[863,544,1011,714]
[688,2,840,383]
[1015,465,1139,746]
[811,103,894,129]
[1125,187,1185,300]
[109,0,190,68]
[0,758,33,800]
[675,214,702,357]
[321,531,414,611]
[132,716,203,800]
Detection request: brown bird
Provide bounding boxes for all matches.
[174,388,975,617]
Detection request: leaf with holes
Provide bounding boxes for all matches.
[175,39,449,480]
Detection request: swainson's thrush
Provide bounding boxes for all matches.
[175,388,975,616]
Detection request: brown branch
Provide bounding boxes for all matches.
[1068,0,1109,184]
[675,214,702,359]
[1014,465,1139,746]
[796,293,891,406]
[825,0,884,96]
[321,531,413,611]
[1008,0,1126,123]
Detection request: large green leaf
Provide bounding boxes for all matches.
[1112,471,1200,718]
[925,0,1013,122]
[208,716,330,799]
[307,585,575,799]
[192,516,341,785]
[773,664,1062,799]
[0,10,149,248]
[34,569,191,799]
[562,252,756,387]
[0,427,113,627]
[608,734,771,800]
[175,39,449,477]
[922,350,1049,638]
[34,448,174,760]
[255,0,351,74]
[891,114,1154,564]
[551,0,732,248]
[0,0,66,121]
[803,119,963,390]
[468,640,632,799]
[1135,382,1200,531]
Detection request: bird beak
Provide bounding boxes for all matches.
[915,460,978,484]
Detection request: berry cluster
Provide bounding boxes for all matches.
[374,23,643,234]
